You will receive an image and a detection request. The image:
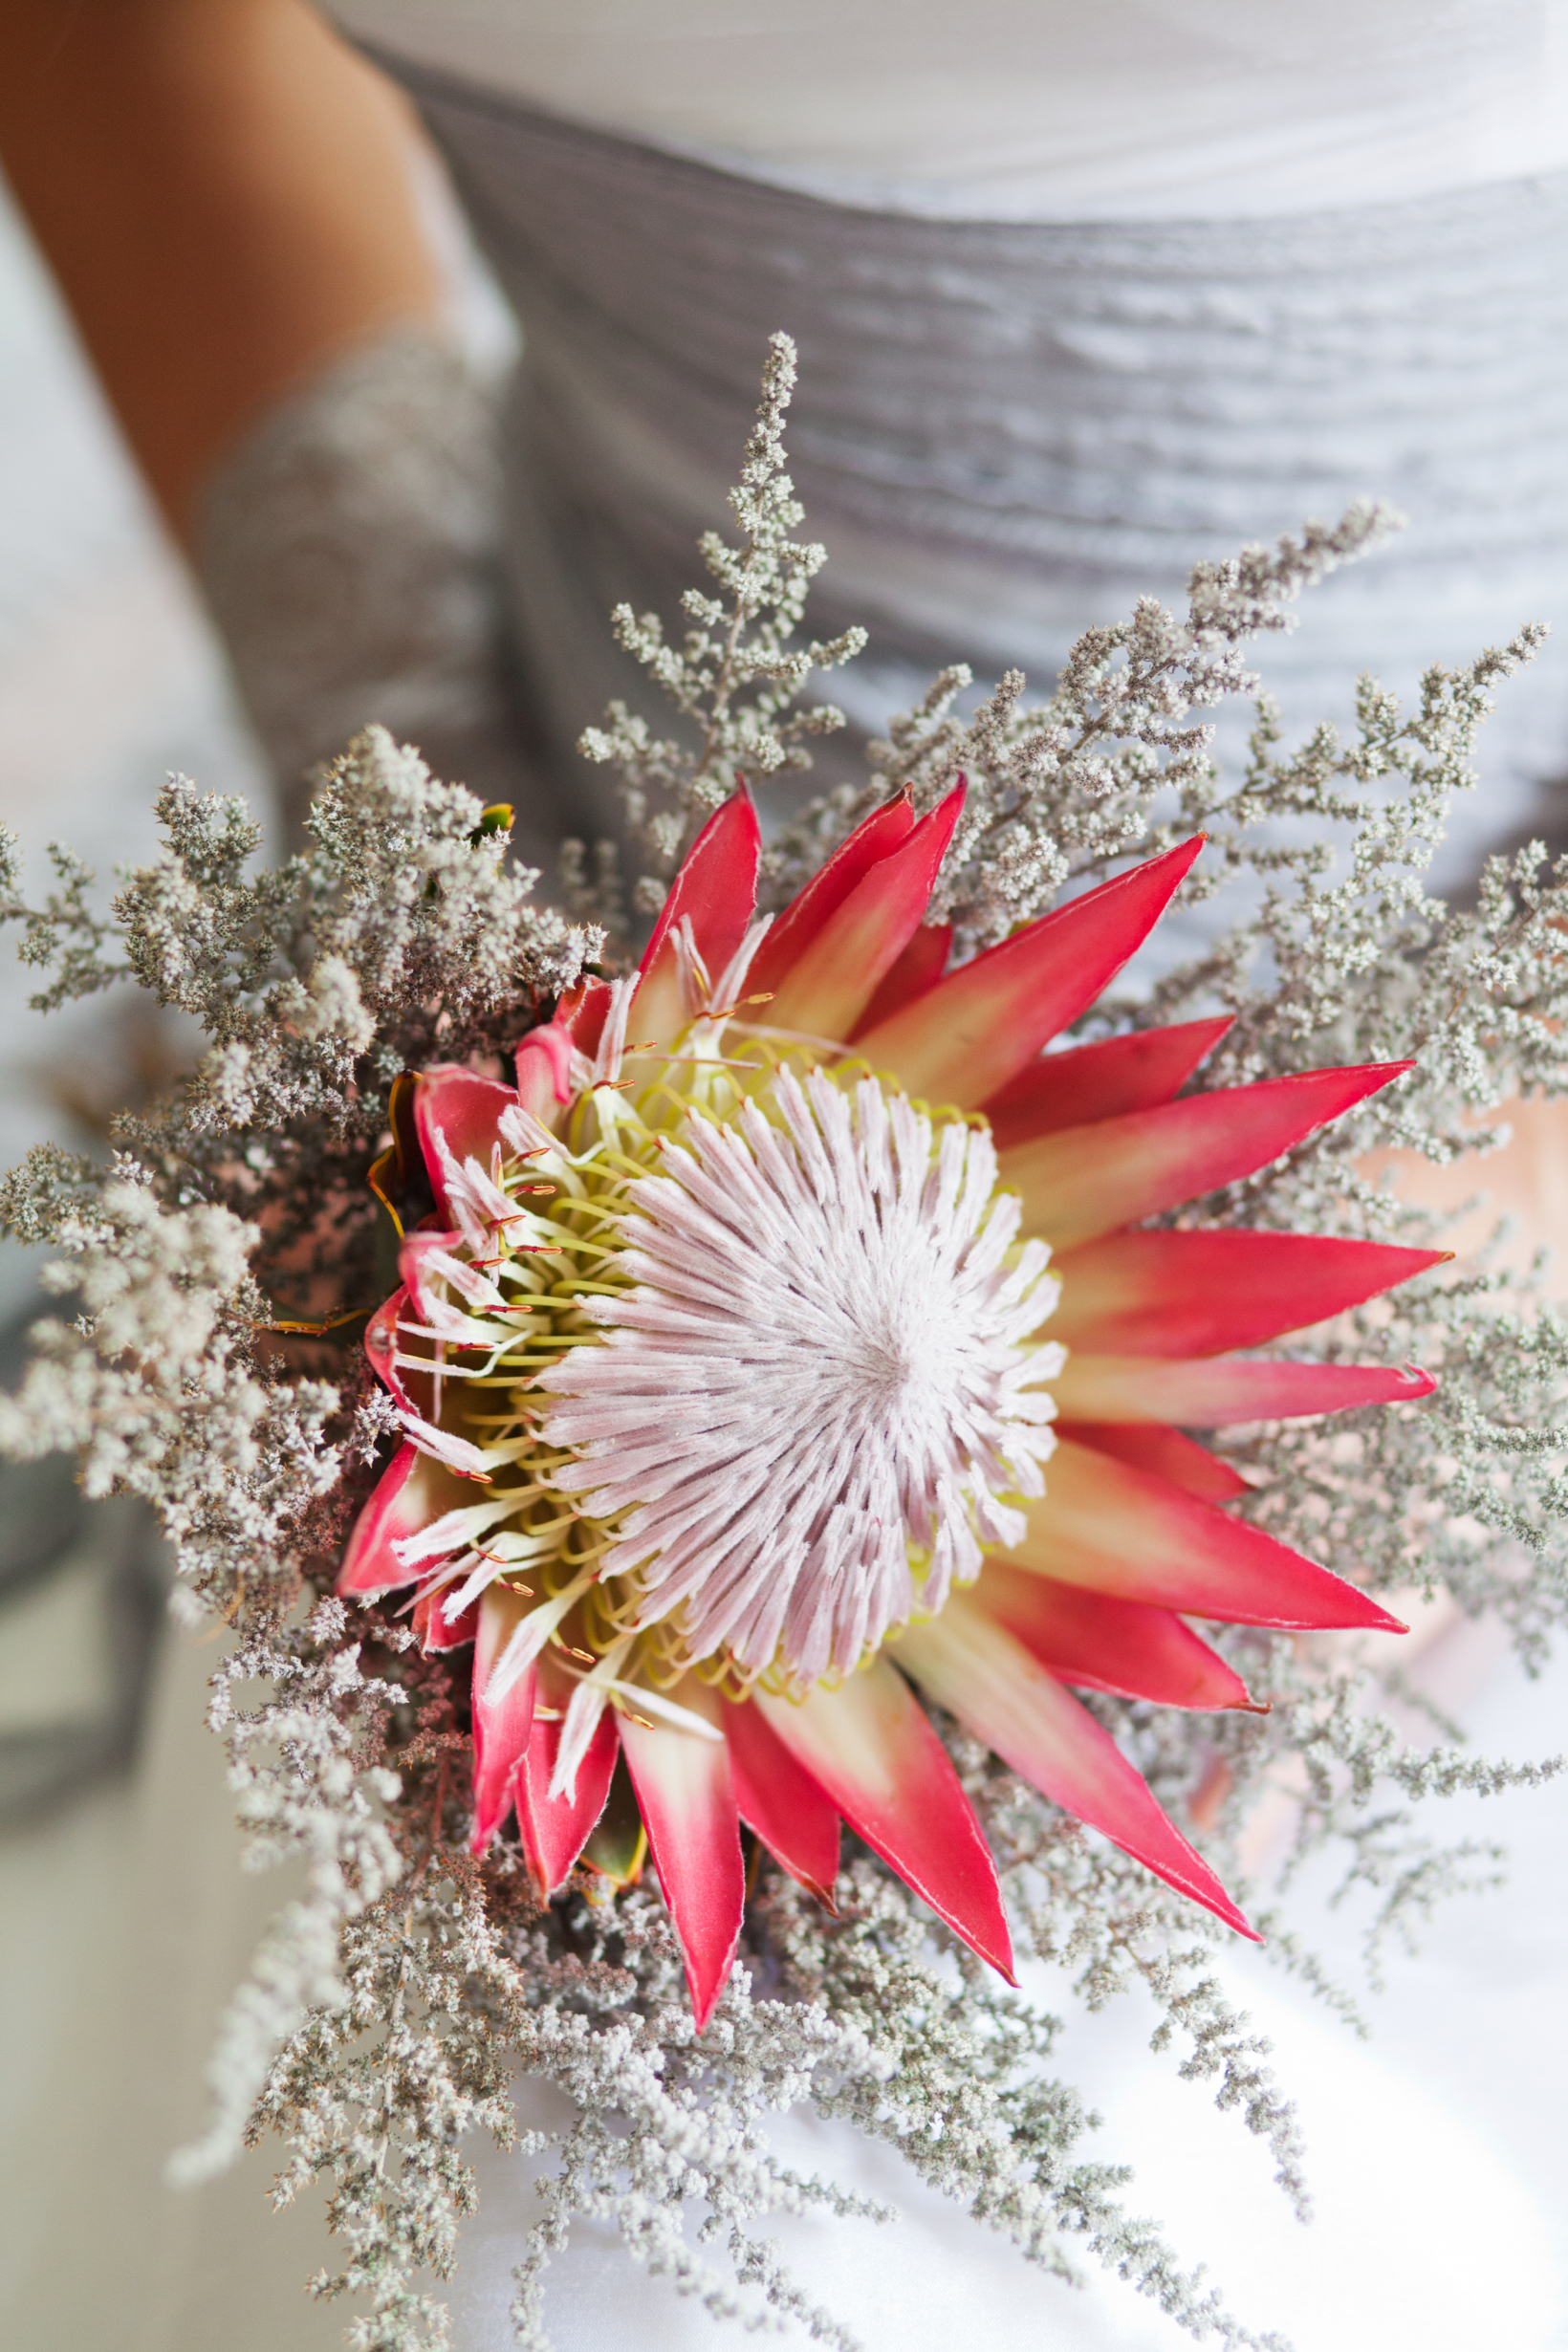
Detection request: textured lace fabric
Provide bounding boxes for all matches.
[196,327,566,866]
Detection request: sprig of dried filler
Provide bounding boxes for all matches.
[576,331,867,909]
[0,335,1560,2352]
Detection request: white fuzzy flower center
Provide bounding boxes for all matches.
[544,1065,1063,1686]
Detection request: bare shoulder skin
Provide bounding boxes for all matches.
[0,0,443,540]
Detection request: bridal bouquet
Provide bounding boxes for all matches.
[2,337,1564,2349]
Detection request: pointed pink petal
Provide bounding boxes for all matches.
[747,792,916,996]
[1052,1354,1436,1425]
[619,1691,746,2032]
[635,794,761,1049]
[982,1017,1233,1150]
[721,1696,840,1907]
[1010,1437,1406,1631]
[556,973,613,1051]
[398,1225,475,1318]
[971,1558,1262,1712]
[1060,1421,1251,1503]
[639,792,763,976]
[850,922,951,1039]
[854,836,1204,1109]
[470,1584,538,1854]
[514,1653,621,1898]
[896,1596,1256,1937]
[366,1286,437,1425]
[1002,1062,1413,1249]
[754,1657,1013,1980]
[414,1065,519,1218]
[514,1020,575,1118]
[1049,1230,1452,1356]
[763,788,965,1044]
[412,1586,481,1651]
[337,1441,471,1597]
[364,1285,413,1408]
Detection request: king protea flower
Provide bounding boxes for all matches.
[338,789,1438,2025]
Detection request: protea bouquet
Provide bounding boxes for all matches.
[343,785,1441,2029]
[1,337,1564,2351]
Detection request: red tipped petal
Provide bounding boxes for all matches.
[414,1065,519,1216]
[748,792,916,996]
[754,1658,1013,1980]
[855,837,1204,1109]
[850,923,951,1038]
[398,1225,472,1318]
[1010,1438,1406,1631]
[515,1654,621,1898]
[1061,1421,1251,1503]
[338,1442,471,1598]
[364,1285,413,1409]
[555,975,612,1057]
[412,1586,480,1652]
[1050,1230,1452,1356]
[1002,1063,1413,1249]
[640,793,763,979]
[514,1021,575,1118]
[635,794,762,1050]
[896,1597,1256,1938]
[972,1558,1261,1712]
[764,788,965,1044]
[366,1288,437,1425]
[619,1691,746,2032]
[722,1697,841,1907]
[982,1017,1233,1150]
[1052,1354,1437,1426]
[469,1584,537,1855]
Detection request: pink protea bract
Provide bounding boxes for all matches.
[338,789,1441,2026]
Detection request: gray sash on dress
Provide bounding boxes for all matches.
[372,52,1568,880]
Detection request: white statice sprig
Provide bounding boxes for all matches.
[767,504,1407,956]
[576,331,867,897]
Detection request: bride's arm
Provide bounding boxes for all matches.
[0,0,442,540]
[1367,1094,1568,1300]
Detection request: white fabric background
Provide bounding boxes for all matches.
[330,1,1568,221]
[2,125,1568,2352]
